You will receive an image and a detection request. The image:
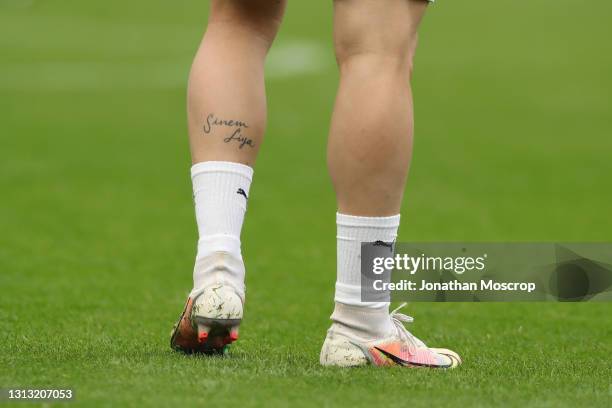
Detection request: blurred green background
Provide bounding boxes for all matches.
[1,0,610,406]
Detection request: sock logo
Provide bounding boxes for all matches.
[373,240,394,253]
[237,188,248,200]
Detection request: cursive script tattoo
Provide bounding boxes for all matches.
[203,113,249,134]
[224,128,255,149]
[202,113,255,149]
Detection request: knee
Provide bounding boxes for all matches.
[333,0,425,75]
[335,34,418,77]
[208,0,286,47]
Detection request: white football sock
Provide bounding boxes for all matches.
[333,213,400,339]
[191,161,253,294]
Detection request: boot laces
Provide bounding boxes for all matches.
[390,303,426,348]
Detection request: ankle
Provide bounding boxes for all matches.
[192,252,245,299]
[330,302,395,341]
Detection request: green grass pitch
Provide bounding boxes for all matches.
[1,1,611,406]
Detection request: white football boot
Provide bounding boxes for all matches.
[171,253,244,354]
[320,303,462,368]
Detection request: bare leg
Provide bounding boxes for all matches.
[328,0,427,216]
[187,0,286,166]
[319,1,463,369]
[171,0,285,354]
